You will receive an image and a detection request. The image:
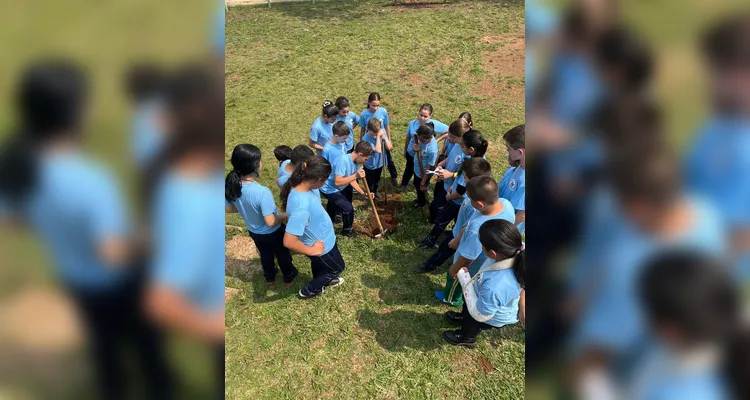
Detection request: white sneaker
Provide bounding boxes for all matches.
[325,277,345,288]
[299,287,325,298]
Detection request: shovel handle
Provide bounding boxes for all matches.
[360,173,385,236]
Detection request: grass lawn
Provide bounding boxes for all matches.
[225,1,525,399]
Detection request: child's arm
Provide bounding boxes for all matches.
[360,126,366,141]
[445,189,462,202]
[264,212,288,227]
[404,130,411,155]
[283,233,325,256]
[382,131,393,151]
[308,139,324,152]
[448,227,466,250]
[373,133,383,153]
[436,132,449,143]
[420,161,435,192]
[514,210,526,226]
[518,289,525,326]
[225,203,238,213]
[334,168,363,187]
[448,255,473,278]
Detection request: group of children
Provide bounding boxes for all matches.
[225,92,527,347]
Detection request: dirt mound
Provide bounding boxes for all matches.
[355,202,404,238]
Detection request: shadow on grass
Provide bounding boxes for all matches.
[356,309,449,352]
[226,257,302,303]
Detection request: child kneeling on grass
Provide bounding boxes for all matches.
[281,156,346,298]
[443,218,524,348]
[225,144,299,286]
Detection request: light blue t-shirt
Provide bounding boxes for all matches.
[449,174,467,205]
[131,99,165,169]
[570,196,726,355]
[226,181,280,235]
[337,112,359,152]
[310,117,334,155]
[277,159,291,181]
[443,143,469,190]
[444,141,457,157]
[452,191,478,237]
[498,166,526,211]
[358,107,390,133]
[321,154,358,195]
[473,258,522,328]
[153,170,225,312]
[549,51,606,129]
[362,133,384,170]
[20,151,130,291]
[286,188,336,254]
[413,138,439,179]
[322,142,346,166]
[454,198,516,274]
[406,119,449,157]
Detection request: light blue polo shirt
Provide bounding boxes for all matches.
[285,188,336,254]
[310,117,334,155]
[473,258,523,328]
[498,166,525,211]
[336,111,359,152]
[322,142,346,166]
[358,107,390,132]
[321,154,358,195]
[406,119,449,157]
[413,138,439,179]
[226,181,280,235]
[362,133,383,170]
[454,198,516,275]
[443,144,469,190]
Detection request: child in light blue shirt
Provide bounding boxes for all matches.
[309,101,339,155]
[358,92,399,186]
[412,123,439,209]
[498,124,526,225]
[321,121,349,166]
[335,96,359,153]
[400,104,449,188]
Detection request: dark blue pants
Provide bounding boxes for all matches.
[423,201,460,246]
[249,225,298,283]
[301,243,346,296]
[384,147,398,180]
[429,183,448,222]
[425,232,456,270]
[323,186,355,232]
[401,152,415,187]
[459,302,495,340]
[413,174,427,207]
[365,166,383,196]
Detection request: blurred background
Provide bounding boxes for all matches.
[0,1,224,398]
[527,0,750,398]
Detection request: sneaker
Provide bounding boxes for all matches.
[442,330,477,348]
[299,287,325,298]
[334,215,343,224]
[418,240,438,249]
[325,277,345,288]
[434,290,462,307]
[283,269,299,286]
[413,264,435,274]
[341,230,360,238]
[444,311,463,324]
[266,281,276,286]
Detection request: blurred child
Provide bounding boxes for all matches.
[335,96,359,153]
[499,124,526,226]
[321,121,350,165]
[436,176,515,306]
[280,156,346,298]
[419,119,473,248]
[400,104,450,189]
[413,157,492,273]
[320,141,374,236]
[627,250,744,400]
[362,118,391,198]
[225,144,298,286]
[358,92,398,187]
[125,63,168,170]
[278,145,314,189]
[309,101,339,155]
[443,219,524,348]
[412,122,439,210]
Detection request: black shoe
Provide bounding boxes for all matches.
[325,277,345,288]
[299,287,325,298]
[413,263,436,274]
[418,240,438,249]
[412,202,425,209]
[341,230,360,238]
[444,311,463,324]
[442,330,477,348]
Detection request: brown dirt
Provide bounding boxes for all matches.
[355,200,404,238]
[471,35,525,105]
[477,355,494,372]
[225,287,240,302]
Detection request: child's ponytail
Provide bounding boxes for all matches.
[322,100,339,118]
[512,248,525,289]
[462,129,488,158]
[225,169,242,203]
[280,155,332,210]
[225,144,262,203]
[478,219,524,287]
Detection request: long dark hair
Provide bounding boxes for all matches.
[280,155,331,209]
[290,145,314,167]
[478,219,524,288]
[461,129,488,157]
[0,59,88,208]
[458,111,473,127]
[322,100,339,118]
[225,144,261,203]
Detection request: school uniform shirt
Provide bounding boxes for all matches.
[286,188,336,254]
[321,154,358,195]
[310,117,334,155]
[452,191,478,237]
[226,181,281,235]
[131,98,165,169]
[454,198,516,275]
[473,258,523,328]
[336,112,359,152]
[153,170,225,312]
[19,151,130,292]
[449,174,467,205]
[278,159,291,179]
[358,107,390,134]
[498,166,526,211]
[406,119,450,158]
[443,144,469,190]
[413,138,439,179]
[569,196,726,357]
[362,134,383,170]
[322,142,346,166]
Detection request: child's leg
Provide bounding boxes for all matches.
[271,226,298,282]
[458,302,492,340]
[422,202,460,246]
[248,231,278,283]
[301,244,345,296]
[384,147,398,181]
[424,232,456,270]
[401,152,415,187]
[322,193,338,222]
[413,174,427,206]
[328,191,355,233]
[365,167,382,196]
[343,184,353,203]
[429,183,448,222]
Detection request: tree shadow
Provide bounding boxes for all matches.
[356,309,450,352]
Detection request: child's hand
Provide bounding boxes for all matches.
[449,264,461,278]
[518,304,526,327]
[309,241,325,256]
[411,143,420,152]
[448,237,459,250]
[420,183,428,193]
[357,169,366,179]
[438,169,452,181]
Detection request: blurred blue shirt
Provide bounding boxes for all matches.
[226,181,280,235]
[474,258,523,328]
[362,133,383,170]
[443,144,469,190]
[152,170,225,312]
[131,99,165,169]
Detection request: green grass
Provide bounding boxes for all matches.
[225,1,525,399]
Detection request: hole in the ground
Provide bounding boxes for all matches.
[354,201,404,238]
